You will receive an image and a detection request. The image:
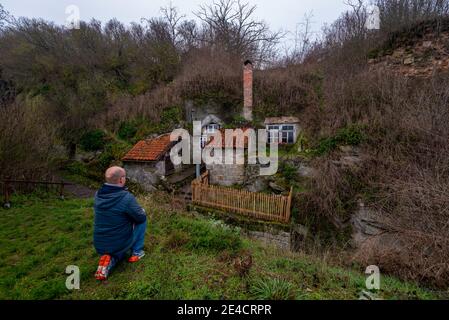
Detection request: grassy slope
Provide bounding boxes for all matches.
[0,193,444,300]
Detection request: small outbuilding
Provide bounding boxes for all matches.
[122,134,180,191]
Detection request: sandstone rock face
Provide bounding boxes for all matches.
[246,177,267,193]
[332,146,363,169]
[269,181,286,193]
[283,157,316,178]
[369,30,449,78]
[403,56,414,65]
[291,224,309,252]
[351,202,386,246]
[351,200,406,251]
[75,151,101,163]
[423,40,433,48]
[244,164,266,192]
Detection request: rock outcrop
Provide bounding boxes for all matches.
[369,19,449,78]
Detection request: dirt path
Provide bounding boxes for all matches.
[59,177,97,199]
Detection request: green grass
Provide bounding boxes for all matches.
[0,194,445,300]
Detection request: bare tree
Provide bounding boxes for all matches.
[194,0,283,64]
[0,4,12,30]
[289,12,315,64]
[375,0,449,33]
[177,19,199,52]
[160,1,185,46]
[141,2,185,49]
[342,0,368,40]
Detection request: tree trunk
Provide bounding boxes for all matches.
[68,143,77,160]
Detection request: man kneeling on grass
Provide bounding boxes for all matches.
[93,166,147,281]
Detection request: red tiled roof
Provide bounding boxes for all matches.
[122,134,173,162]
[205,128,253,149]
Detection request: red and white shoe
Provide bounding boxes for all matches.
[95,254,113,281]
[128,251,145,263]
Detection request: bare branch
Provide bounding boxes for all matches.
[194,0,283,64]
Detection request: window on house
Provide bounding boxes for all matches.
[281,125,295,144]
[206,124,220,134]
[266,124,295,144]
[267,125,280,144]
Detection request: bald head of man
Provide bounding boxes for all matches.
[105,166,126,187]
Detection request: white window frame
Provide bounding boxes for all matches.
[267,125,280,144]
[280,125,295,144]
[206,123,220,134]
[266,124,296,144]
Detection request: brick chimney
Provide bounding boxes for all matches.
[243,60,253,121]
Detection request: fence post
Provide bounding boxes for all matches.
[59,181,65,200]
[285,187,293,223]
[3,181,11,209]
[253,193,256,215]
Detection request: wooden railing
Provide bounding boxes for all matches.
[191,171,292,224]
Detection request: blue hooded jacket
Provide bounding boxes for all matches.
[93,184,147,257]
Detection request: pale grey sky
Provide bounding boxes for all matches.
[1,0,350,47]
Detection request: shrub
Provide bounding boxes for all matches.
[160,106,182,127]
[118,121,138,140]
[65,161,88,177]
[171,217,242,253]
[0,101,56,179]
[250,277,294,300]
[79,130,106,151]
[313,124,365,156]
[95,141,131,172]
[279,163,298,184]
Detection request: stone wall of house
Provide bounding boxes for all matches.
[124,161,165,192]
[293,123,301,144]
[207,163,245,186]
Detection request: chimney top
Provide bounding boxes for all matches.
[244,60,252,66]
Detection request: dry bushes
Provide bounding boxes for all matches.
[96,84,182,132]
[177,48,242,101]
[253,65,322,121]
[0,100,57,179]
[177,49,322,126]
[355,168,449,287]
[298,68,449,287]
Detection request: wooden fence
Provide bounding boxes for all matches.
[1,179,73,208]
[191,171,292,224]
